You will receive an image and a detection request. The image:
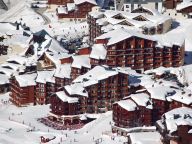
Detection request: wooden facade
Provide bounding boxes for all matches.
[177,5,192,15]
[90,36,184,71]
[77,47,91,55]
[36,82,55,105]
[48,0,73,5]
[156,117,192,144]
[164,0,182,9]
[50,71,129,118]
[57,2,96,20]
[9,77,36,106]
[112,101,152,131]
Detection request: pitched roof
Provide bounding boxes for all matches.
[15,73,37,87]
[74,0,97,5]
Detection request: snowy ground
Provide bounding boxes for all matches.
[0,93,126,144]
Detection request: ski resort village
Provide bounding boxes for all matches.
[0,0,192,143]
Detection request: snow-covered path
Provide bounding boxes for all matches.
[0,0,27,21]
[0,93,126,144]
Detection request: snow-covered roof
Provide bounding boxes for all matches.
[57,6,67,14]
[176,0,192,11]
[15,73,37,87]
[89,8,171,36]
[153,32,185,47]
[90,44,107,60]
[0,67,16,77]
[128,131,162,144]
[147,86,176,101]
[67,3,76,11]
[7,55,27,65]
[115,99,137,111]
[72,55,91,69]
[36,70,55,84]
[74,0,97,5]
[64,83,88,97]
[30,30,68,57]
[163,107,192,133]
[96,28,155,46]
[56,91,78,103]
[42,51,71,66]
[1,63,21,71]
[73,66,118,87]
[130,93,153,109]
[0,74,9,85]
[170,89,192,105]
[54,64,71,79]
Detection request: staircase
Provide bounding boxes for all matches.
[0,0,8,10]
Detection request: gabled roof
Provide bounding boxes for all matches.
[73,66,118,87]
[74,0,97,5]
[36,70,55,84]
[130,93,153,109]
[115,99,137,111]
[90,44,107,60]
[163,107,192,133]
[15,73,37,87]
[64,83,88,97]
[56,91,78,103]
[54,64,71,79]
[72,55,91,69]
[176,1,192,11]
[96,28,155,46]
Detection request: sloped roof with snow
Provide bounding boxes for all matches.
[36,70,55,84]
[96,28,155,46]
[73,66,118,87]
[176,0,192,11]
[115,99,137,111]
[90,44,107,60]
[64,83,88,97]
[15,73,37,87]
[163,107,192,133]
[7,55,27,65]
[56,91,78,103]
[72,55,91,69]
[74,0,97,5]
[130,93,153,109]
[170,89,192,105]
[54,64,71,79]
[0,74,9,85]
[147,86,176,101]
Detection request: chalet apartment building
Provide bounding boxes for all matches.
[87,8,185,72]
[10,50,92,106]
[49,66,129,125]
[89,28,184,72]
[88,7,172,43]
[10,73,37,106]
[156,107,192,144]
[55,0,98,21]
[112,82,192,136]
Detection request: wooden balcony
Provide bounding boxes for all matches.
[144,55,153,59]
[163,62,172,67]
[134,56,143,60]
[144,59,153,64]
[133,64,143,69]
